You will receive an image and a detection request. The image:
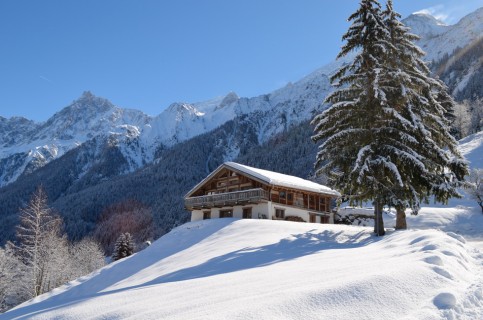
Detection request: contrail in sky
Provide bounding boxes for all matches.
[39,75,53,83]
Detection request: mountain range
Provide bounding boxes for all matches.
[0,8,482,244]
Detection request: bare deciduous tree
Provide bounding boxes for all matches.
[16,186,63,297]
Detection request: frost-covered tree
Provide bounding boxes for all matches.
[1,187,107,311]
[0,246,12,311]
[67,238,105,279]
[312,0,468,235]
[0,242,29,312]
[453,102,471,139]
[468,169,483,213]
[16,185,64,297]
[469,98,483,134]
[112,233,135,261]
[35,230,71,294]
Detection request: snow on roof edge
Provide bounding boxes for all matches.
[225,162,340,196]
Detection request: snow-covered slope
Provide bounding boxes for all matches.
[4,219,483,319]
[403,7,483,63]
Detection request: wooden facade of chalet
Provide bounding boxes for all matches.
[185,163,338,223]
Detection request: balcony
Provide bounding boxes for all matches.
[185,188,269,210]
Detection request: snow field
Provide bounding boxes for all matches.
[4,218,482,320]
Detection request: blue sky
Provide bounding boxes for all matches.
[1,0,482,121]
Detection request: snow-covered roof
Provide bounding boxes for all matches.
[185,162,340,197]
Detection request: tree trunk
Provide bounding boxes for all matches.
[395,206,407,230]
[373,200,385,236]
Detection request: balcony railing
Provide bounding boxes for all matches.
[185,188,269,209]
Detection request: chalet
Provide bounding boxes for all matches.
[185,162,340,223]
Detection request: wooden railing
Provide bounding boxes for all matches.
[185,188,269,209]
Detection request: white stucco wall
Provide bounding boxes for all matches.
[190,201,333,224]
[270,203,332,223]
[190,203,270,222]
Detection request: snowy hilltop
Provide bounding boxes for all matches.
[1,8,482,188]
[3,217,483,319]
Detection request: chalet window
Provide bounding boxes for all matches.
[243,207,252,219]
[287,193,293,201]
[280,191,286,199]
[275,208,285,219]
[309,195,315,209]
[203,211,211,220]
[320,197,327,212]
[295,194,304,207]
[219,209,233,218]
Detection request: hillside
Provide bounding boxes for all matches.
[4,219,483,319]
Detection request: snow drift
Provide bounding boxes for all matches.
[4,219,482,319]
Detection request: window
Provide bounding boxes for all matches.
[203,211,211,220]
[280,191,286,199]
[295,194,304,207]
[243,207,252,219]
[309,195,315,209]
[320,197,327,212]
[275,208,285,219]
[219,209,233,218]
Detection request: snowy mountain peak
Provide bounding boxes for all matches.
[403,8,483,63]
[218,91,239,110]
[403,13,448,39]
[166,102,204,118]
[410,12,447,26]
[0,116,38,147]
[64,91,115,114]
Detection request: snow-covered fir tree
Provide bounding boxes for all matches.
[312,0,468,235]
[381,0,467,228]
[112,233,135,261]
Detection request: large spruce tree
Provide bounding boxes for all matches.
[312,0,468,235]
